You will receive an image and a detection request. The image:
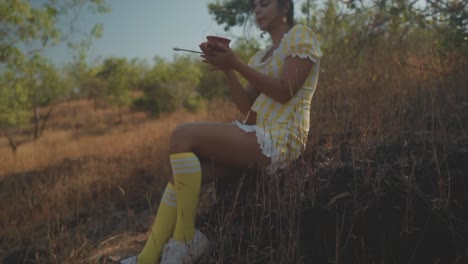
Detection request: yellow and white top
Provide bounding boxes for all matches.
[235,24,322,174]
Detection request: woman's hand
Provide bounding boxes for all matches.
[199,42,214,55]
[199,43,241,71]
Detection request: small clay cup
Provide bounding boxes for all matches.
[206,36,231,48]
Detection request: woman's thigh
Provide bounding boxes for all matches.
[169,122,270,171]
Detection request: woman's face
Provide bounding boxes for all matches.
[252,0,284,31]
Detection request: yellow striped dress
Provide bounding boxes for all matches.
[234,24,323,174]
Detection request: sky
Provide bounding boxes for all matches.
[44,0,308,67]
[43,0,262,66]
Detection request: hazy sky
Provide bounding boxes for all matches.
[43,0,264,66]
[43,0,312,66]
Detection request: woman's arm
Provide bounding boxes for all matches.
[223,70,259,115]
[232,55,314,104]
[202,44,314,104]
[201,43,259,115]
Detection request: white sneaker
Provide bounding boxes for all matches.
[120,255,138,264]
[160,230,209,264]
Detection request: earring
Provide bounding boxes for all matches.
[282,16,287,23]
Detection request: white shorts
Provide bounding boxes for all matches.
[233,120,292,175]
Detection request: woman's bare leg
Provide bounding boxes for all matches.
[168,122,270,184]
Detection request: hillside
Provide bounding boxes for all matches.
[1,56,467,263]
[0,99,239,263]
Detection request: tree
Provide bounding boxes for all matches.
[0,0,110,154]
[0,56,65,151]
[423,0,468,54]
[169,55,203,111]
[96,57,134,123]
[207,0,465,53]
[65,58,107,110]
[136,55,204,116]
[0,73,30,154]
[207,0,253,31]
[25,55,69,139]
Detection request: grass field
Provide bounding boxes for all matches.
[1,43,467,263]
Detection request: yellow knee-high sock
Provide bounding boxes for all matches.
[138,183,177,264]
[170,152,202,242]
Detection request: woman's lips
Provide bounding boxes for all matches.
[256,17,265,25]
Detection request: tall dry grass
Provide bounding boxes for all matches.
[201,36,467,263]
[1,35,467,263]
[0,99,241,263]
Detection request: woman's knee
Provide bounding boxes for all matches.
[169,123,196,153]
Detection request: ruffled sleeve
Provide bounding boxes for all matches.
[247,49,263,66]
[283,25,322,63]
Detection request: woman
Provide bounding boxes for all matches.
[121,0,322,263]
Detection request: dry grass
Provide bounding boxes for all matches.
[1,37,467,263]
[0,99,241,263]
[0,99,240,176]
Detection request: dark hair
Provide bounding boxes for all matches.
[244,0,294,38]
[248,0,295,27]
[278,0,294,27]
